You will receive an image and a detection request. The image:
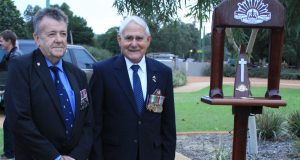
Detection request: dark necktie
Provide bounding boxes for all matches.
[49,66,74,139]
[131,65,144,115]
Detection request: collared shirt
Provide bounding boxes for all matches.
[46,58,76,115]
[125,56,147,100]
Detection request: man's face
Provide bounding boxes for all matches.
[33,16,67,65]
[117,21,151,64]
[0,37,11,52]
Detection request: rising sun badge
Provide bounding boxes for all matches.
[234,0,271,24]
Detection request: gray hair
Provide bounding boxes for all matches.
[33,8,68,35]
[118,16,151,36]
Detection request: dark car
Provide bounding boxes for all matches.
[0,39,97,108]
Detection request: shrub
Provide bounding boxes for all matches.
[287,110,300,137]
[295,141,300,151]
[256,110,287,141]
[213,135,230,160]
[248,67,268,78]
[172,69,187,87]
[223,64,236,77]
[82,45,113,61]
[280,69,300,80]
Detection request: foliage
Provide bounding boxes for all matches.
[248,67,269,78]
[287,110,300,137]
[97,20,201,59]
[113,0,180,24]
[151,21,200,58]
[280,68,300,80]
[172,69,187,87]
[223,65,236,77]
[256,110,287,141]
[213,135,230,160]
[279,0,300,68]
[0,0,27,38]
[23,5,41,38]
[56,3,94,45]
[22,3,94,45]
[295,141,300,151]
[96,27,120,55]
[82,45,112,61]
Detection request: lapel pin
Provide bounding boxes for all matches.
[37,62,40,66]
[152,75,156,82]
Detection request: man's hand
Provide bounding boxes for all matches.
[61,155,75,160]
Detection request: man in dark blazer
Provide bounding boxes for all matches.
[89,16,176,160]
[5,8,93,160]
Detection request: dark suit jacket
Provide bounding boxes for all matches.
[89,55,176,160]
[5,49,93,160]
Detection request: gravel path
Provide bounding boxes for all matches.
[176,133,300,160]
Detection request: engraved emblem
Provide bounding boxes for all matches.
[234,0,271,24]
[236,84,248,92]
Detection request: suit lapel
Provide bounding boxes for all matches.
[113,55,138,115]
[146,58,159,99]
[33,50,64,119]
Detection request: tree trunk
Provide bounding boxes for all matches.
[225,28,259,63]
[246,29,259,62]
[225,28,239,55]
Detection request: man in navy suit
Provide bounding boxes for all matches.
[5,8,93,160]
[89,16,176,160]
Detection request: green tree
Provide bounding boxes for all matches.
[280,0,300,68]
[23,3,94,45]
[96,27,120,55]
[151,21,200,59]
[0,0,27,38]
[109,0,300,67]
[55,3,94,45]
[23,5,41,38]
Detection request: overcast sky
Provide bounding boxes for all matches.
[14,0,210,35]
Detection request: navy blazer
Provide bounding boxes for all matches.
[89,55,176,160]
[5,49,93,160]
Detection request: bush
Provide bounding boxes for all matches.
[213,135,230,160]
[223,64,236,77]
[256,110,287,141]
[82,45,113,61]
[172,69,187,87]
[287,110,300,137]
[248,67,268,78]
[280,69,300,80]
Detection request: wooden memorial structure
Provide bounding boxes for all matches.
[201,0,286,159]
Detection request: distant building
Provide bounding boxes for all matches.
[147,52,177,62]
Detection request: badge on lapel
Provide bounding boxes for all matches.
[146,89,165,113]
[80,89,89,110]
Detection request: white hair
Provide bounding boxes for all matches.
[118,16,151,36]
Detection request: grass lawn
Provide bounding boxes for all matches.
[175,85,300,132]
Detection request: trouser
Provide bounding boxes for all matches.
[3,113,14,158]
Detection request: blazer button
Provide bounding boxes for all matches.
[133,139,138,143]
[138,121,142,125]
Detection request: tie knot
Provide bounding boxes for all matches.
[49,66,60,73]
[131,65,140,72]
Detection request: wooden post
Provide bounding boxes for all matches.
[201,1,286,160]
